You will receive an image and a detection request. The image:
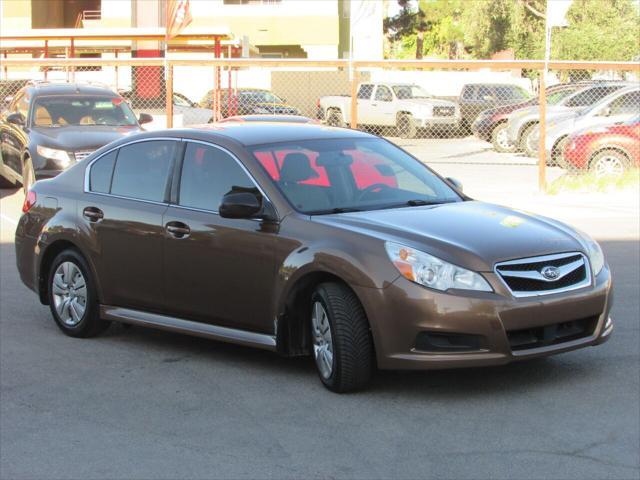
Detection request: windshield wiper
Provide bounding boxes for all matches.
[309,207,362,215]
[379,199,454,209]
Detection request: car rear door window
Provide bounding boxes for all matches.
[110,140,175,202]
[89,150,117,193]
[178,142,255,211]
[608,91,640,115]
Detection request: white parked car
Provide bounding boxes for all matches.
[506,83,627,157]
[319,83,460,138]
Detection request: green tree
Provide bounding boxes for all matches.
[384,0,430,59]
[552,0,640,61]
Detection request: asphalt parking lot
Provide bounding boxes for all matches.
[1,138,639,479]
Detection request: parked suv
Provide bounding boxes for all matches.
[16,123,613,392]
[458,83,531,132]
[0,82,152,190]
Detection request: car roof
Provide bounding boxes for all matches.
[25,82,119,97]
[126,123,375,147]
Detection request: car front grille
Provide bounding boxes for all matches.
[74,150,95,162]
[507,315,598,351]
[433,106,455,117]
[495,252,591,297]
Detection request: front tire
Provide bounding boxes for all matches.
[397,114,417,139]
[590,149,630,178]
[491,123,516,153]
[48,249,110,338]
[310,282,373,392]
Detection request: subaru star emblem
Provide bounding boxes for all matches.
[541,266,561,281]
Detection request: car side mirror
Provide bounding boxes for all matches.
[7,112,25,126]
[138,113,153,125]
[219,191,263,219]
[446,177,463,192]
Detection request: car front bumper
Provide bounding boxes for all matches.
[354,266,613,370]
[416,115,460,128]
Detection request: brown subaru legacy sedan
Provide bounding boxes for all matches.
[15,123,613,392]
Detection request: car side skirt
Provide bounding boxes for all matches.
[100,305,277,351]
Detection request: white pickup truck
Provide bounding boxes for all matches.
[319,83,460,138]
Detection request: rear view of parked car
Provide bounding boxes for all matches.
[0,82,152,190]
[563,116,639,177]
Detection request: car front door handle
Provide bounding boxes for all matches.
[83,206,104,222]
[166,221,190,238]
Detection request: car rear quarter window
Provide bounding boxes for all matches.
[110,140,175,202]
[89,150,117,193]
[178,142,255,211]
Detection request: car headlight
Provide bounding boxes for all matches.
[575,230,605,276]
[385,242,492,292]
[37,145,71,167]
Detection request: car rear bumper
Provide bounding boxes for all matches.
[354,266,613,370]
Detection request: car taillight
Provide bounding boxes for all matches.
[22,190,37,213]
[316,98,320,108]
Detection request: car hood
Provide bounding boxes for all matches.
[313,201,585,272]
[32,125,141,151]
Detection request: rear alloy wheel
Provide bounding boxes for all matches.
[326,110,345,128]
[397,114,417,139]
[48,249,110,338]
[590,149,630,178]
[520,124,538,158]
[22,157,35,194]
[310,282,373,392]
[491,123,516,153]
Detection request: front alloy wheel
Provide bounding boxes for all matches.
[311,301,334,379]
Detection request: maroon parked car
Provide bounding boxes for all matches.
[563,116,640,177]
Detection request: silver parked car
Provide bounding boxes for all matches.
[506,83,628,157]
[536,85,640,165]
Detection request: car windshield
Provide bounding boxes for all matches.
[252,138,462,214]
[563,85,623,108]
[240,91,284,103]
[392,85,432,99]
[33,96,138,127]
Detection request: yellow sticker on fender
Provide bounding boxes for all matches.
[500,215,525,228]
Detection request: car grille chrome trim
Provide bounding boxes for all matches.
[494,252,592,298]
[74,150,95,162]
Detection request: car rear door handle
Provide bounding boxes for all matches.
[83,206,104,222]
[166,221,190,239]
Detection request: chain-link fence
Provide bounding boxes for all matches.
[1,58,638,194]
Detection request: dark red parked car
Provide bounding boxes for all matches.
[562,116,640,177]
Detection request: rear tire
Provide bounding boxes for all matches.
[326,109,345,128]
[491,123,516,153]
[520,124,538,157]
[310,282,373,393]
[47,249,110,338]
[397,113,417,139]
